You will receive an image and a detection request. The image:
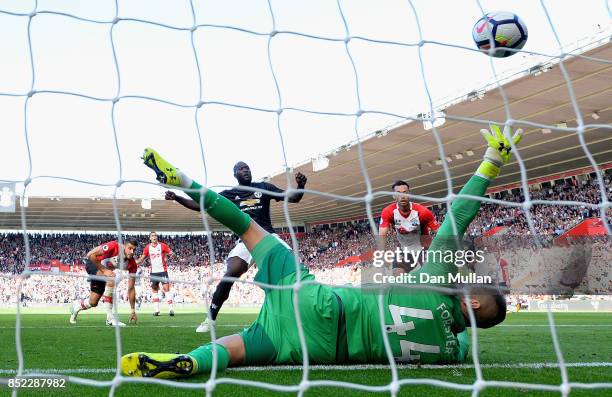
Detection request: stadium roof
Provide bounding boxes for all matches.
[1,42,610,232]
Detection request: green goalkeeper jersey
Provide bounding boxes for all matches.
[333,279,468,364]
[334,175,488,364]
[241,175,487,366]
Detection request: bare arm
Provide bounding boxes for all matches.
[377,206,393,251]
[165,191,201,212]
[287,172,307,203]
[86,246,105,272]
[128,277,138,324]
[377,226,389,251]
[136,254,147,267]
[128,277,136,311]
[86,245,116,284]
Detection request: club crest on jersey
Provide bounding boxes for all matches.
[102,244,109,251]
[254,191,263,198]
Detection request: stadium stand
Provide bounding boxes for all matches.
[1,170,609,305]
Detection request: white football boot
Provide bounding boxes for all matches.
[69,303,79,324]
[106,317,127,327]
[195,317,214,333]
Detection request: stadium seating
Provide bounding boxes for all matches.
[1,174,609,304]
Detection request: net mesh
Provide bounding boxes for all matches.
[1,0,611,395]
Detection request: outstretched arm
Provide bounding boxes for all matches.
[165,190,201,212]
[423,125,523,274]
[287,172,307,203]
[266,174,307,204]
[141,148,268,250]
[127,277,137,324]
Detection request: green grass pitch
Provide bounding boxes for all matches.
[1,309,611,396]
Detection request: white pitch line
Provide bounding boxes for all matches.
[499,324,612,327]
[1,324,611,330]
[0,324,249,329]
[1,362,611,375]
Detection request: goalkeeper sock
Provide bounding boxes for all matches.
[188,343,230,374]
[184,180,251,236]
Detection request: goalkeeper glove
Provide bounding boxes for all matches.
[476,124,523,180]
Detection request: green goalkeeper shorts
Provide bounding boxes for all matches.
[239,234,348,365]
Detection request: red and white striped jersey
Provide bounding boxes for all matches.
[143,242,172,273]
[379,202,440,249]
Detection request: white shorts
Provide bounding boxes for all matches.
[227,233,291,267]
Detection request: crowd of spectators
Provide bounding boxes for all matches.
[300,222,374,269]
[0,174,610,304]
[465,175,612,237]
[0,263,363,305]
[0,233,237,274]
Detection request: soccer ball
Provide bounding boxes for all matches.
[472,11,528,58]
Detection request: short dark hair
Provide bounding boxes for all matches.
[392,180,410,190]
[478,292,507,329]
[463,285,507,329]
[149,231,157,236]
[125,237,138,247]
[233,161,249,174]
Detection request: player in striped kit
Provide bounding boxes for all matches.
[379,180,440,274]
[122,125,519,377]
[136,232,175,317]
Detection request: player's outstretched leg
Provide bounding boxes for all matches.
[121,353,197,379]
[70,293,99,324]
[71,262,106,324]
[121,341,232,378]
[141,148,251,237]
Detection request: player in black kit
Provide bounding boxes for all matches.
[165,161,307,332]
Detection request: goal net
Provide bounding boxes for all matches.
[1,0,610,396]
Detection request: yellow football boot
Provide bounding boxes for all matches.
[142,148,182,186]
[121,352,197,378]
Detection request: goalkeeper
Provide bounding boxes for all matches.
[121,125,521,378]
